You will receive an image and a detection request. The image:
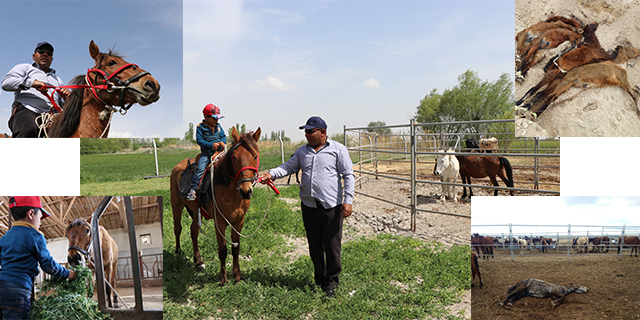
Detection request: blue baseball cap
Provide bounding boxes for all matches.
[299,116,327,130]
[35,41,54,53]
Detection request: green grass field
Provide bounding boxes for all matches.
[162,186,470,320]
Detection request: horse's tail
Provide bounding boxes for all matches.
[499,157,514,187]
[472,252,480,270]
[507,284,518,294]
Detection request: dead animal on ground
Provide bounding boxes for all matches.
[500,278,588,308]
[517,22,620,108]
[522,46,640,116]
[516,15,584,79]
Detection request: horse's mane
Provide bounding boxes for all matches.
[48,48,125,138]
[65,218,90,233]
[48,75,86,138]
[213,132,260,186]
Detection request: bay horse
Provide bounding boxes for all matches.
[44,40,160,138]
[591,236,610,253]
[66,218,119,308]
[433,149,459,202]
[171,128,261,285]
[456,153,514,199]
[617,236,640,257]
[471,252,483,288]
[500,278,588,308]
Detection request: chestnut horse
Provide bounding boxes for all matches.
[617,236,640,257]
[471,252,483,288]
[66,218,119,308]
[456,154,514,198]
[171,128,261,285]
[43,40,160,138]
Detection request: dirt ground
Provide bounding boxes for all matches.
[471,254,640,320]
[515,0,640,136]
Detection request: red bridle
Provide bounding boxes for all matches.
[226,142,259,185]
[41,62,148,113]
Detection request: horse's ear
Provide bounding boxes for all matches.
[86,216,93,224]
[252,127,261,142]
[89,40,100,61]
[231,127,239,142]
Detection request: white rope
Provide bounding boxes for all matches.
[36,112,58,138]
[207,153,272,248]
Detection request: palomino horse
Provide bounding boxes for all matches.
[433,149,459,202]
[44,40,160,138]
[617,236,640,257]
[66,218,119,308]
[456,153,514,199]
[171,128,261,285]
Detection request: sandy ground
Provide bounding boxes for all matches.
[516,0,640,136]
[471,254,640,320]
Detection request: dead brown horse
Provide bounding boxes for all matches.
[516,15,584,78]
[44,40,160,138]
[171,128,261,285]
[500,278,588,308]
[617,236,640,257]
[456,154,514,198]
[523,46,640,116]
[66,218,119,308]
[517,22,619,110]
[471,252,483,288]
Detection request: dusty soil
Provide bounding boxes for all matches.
[471,255,640,320]
[515,0,640,136]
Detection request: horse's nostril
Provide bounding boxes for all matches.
[145,80,158,92]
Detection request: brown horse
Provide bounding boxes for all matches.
[617,236,640,257]
[171,128,261,285]
[591,236,610,253]
[471,252,483,288]
[456,154,514,198]
[44,40,160,138]
[66,218,119,308]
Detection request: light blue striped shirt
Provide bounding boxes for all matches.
[269,139,355,209]
[1,62,65,113]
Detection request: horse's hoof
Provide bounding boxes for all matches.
[196,263,206,271]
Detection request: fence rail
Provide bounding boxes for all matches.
[344,119,560,231]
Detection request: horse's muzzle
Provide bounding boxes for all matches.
[239,186,253,200]
[68,253,82,267]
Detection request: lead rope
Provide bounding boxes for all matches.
[206,155,272,248]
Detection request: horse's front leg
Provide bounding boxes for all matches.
[190,217,205,271]
[231,228,243,283]
[216,224,229,285]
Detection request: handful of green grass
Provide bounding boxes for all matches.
[30,265,112,320]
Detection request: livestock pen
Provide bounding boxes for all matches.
[344,119,560,231]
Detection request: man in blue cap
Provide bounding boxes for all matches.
[1,41,70,137]
[259,116,354,298]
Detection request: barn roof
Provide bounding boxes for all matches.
[0,196,161,240]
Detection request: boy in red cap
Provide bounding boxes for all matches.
[0,196,76,319]
[188,103,227,201]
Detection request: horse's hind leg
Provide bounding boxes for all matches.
[171,186,185,254]
[489,175,500,196]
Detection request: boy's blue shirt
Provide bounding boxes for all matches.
[196,122,226,156]
[0,224,70,290]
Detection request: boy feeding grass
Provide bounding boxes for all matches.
[0,196,76,319]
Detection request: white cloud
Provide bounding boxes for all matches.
[254,76,297,91]
[362,78,380,89]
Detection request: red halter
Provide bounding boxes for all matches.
[226,141,259,184]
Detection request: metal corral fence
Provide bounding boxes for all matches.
[471,223,640,260]
[343,119,560,231]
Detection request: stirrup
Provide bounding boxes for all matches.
[187,190,196,201]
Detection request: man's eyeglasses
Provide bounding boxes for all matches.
[36,49,53,56]
[305,128,320,134]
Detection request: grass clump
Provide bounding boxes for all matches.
[30,265,112,320]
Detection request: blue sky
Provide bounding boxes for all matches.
[184,0,514,142]
[0,0,183,138]
[471,197,640,237]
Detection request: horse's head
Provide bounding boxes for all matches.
[65,218,92,267]
[569,283,588,293]
[229,127,261,200]
[434,148,455,175]
[88,40,160,108]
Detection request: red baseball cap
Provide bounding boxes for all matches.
[9,196,51,219]
[203,103,225,119]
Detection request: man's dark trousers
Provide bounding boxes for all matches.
[302,201,343,291]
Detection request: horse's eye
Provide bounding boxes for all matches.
[85,229,90,234]
[108,60,117,67]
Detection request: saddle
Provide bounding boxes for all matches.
[179,152,224,219]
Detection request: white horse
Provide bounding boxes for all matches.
[572,237,589,253]
[434,148,460,202]
[518,239,528,255]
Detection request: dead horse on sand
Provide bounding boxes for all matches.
[500,278,588,308]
